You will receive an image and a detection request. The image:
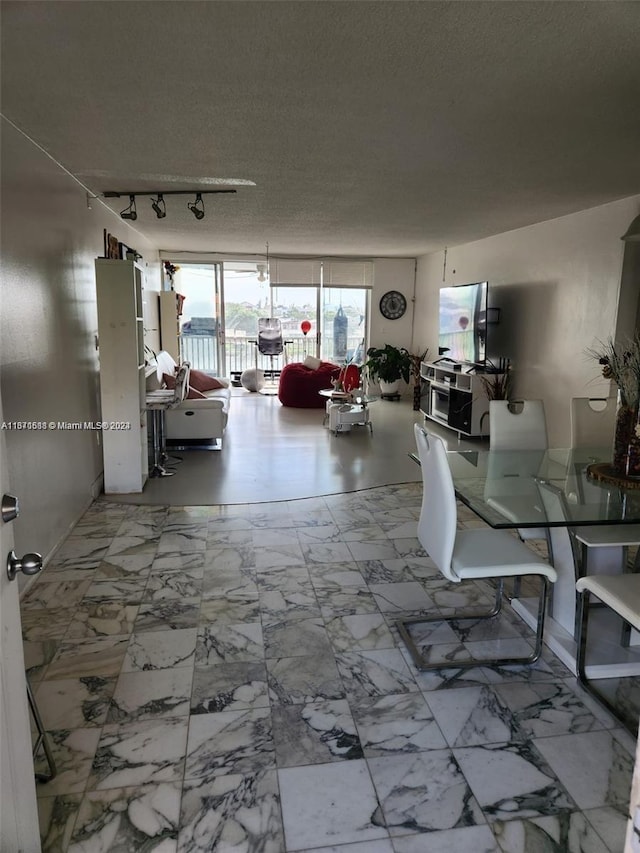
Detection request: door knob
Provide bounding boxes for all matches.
[6,550,43,581]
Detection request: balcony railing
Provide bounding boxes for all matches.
[179,334,364,378]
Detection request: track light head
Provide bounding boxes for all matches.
[120,194,137,221]
[188,192,205,220]
[151,194,166,219]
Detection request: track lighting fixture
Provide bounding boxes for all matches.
[188,193,205,220]
[151,194,166,219]
[104,188,237,221]
[120,195,137,221]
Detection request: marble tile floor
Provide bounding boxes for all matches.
[23,485,638,852]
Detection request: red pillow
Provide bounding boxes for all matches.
[185,386,207,399]
[162,373,206,399]
[189,369,225,392]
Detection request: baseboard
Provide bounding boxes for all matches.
[166,438,222,451]
[90,471,104,499]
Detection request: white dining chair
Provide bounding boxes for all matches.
[398,425,557,671]
[569,395,640,576]
[490,399,548,451]
[535,479,588,638]
[570,396,617,449]
[488,399,550,559]
[537,478,640,639]
[576,573,640,733]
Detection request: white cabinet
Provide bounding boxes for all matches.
[95,259,148,493]
[420,361,502,438]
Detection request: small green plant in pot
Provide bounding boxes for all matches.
[364,344,411,396]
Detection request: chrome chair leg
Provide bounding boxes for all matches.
[27,681,56,782]
[575,588,638,735]
[398,577,550,672]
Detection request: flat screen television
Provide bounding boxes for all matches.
[438,281,488,366]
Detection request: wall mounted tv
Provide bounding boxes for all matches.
[438,281,488,365]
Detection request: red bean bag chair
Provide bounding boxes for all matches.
[278,361,341,408]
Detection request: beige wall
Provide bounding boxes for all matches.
[366,257,417,394]
[412,197,640,445]
[369,257,416,352]
[0,119,160,568]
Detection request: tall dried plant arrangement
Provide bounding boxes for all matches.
[587,334,640,477]
[587,334,640,408]
[479,368,512,401]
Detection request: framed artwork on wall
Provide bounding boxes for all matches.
[106,232,120,259]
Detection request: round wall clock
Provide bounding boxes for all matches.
[379,290,407,320]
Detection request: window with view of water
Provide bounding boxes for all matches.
[165,261,369,380]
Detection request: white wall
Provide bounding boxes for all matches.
[412,197,640,445]
[0,119,160,567]
[370,258,416,350]
[366,257,417,393]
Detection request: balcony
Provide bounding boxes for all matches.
[179,334,364,380]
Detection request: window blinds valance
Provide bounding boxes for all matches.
[268,259,322,286]
[268,258,374,288]
[322,260,374,289]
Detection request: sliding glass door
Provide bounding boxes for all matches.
[320,287,367,364]
[166,260,370,378]
[169,263,224,373]
[222,266,369,372]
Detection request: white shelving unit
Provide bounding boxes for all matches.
[95,259,148,493]
[420,360,502,437]
[159,290,181,362]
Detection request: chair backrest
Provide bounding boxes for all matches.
[257,318,283,356]
[171,361,190,406]
[535,478,580,572]
[489,400,548,451]
[153,349,178,385]
[570,396,617,448]
[414,424,458,581]
[484,448,546,500]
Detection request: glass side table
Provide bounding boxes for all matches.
[318,390,377,435]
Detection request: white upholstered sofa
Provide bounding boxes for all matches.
[147,350,231,448]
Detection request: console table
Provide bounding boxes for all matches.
[420,360,504,437]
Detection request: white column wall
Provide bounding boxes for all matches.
[0,119,160,567]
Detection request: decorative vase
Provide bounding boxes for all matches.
[612,394,640,478]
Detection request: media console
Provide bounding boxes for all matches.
[420,361,503,438]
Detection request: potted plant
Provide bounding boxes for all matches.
[479,367,512,402]
[364,344,411,397]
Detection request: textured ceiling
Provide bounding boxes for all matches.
[2,1,640,257]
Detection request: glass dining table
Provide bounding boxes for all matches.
[410,445,640,676]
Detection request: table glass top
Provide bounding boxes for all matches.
[319,389,377,403]
[430,447,640,528]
